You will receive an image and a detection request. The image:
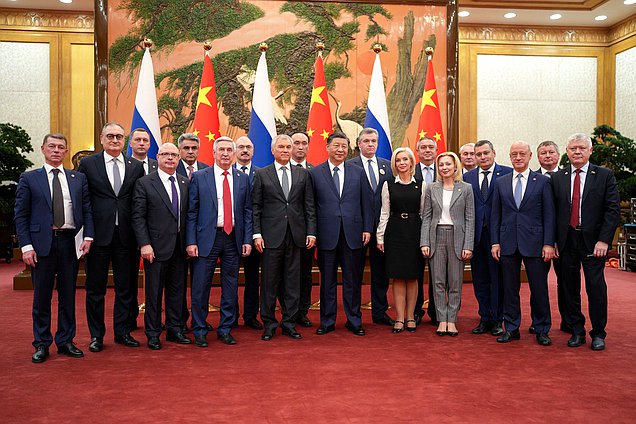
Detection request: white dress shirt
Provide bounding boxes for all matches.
[511,168,530,202]
[439,188,454,225]
[104,151,126,191]
[478,163,496,187]
[328,160,345,196]
[214,164,234,228]
[157,169,181,229]
[274,161,292,188]
[237,162,252,175]
[361,155,379,188]
[570,162,589,226]
[540,166,558,176]
[290,159,307,168]
[182,160,199,180]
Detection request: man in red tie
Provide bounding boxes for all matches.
[186,137,253,347]
[551,133,620,351]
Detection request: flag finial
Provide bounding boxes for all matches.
[142,38,153,49]
[425,47,434,57]
[316,42,325,52]
[372,44,382,54]
[203,40,212,51]
[259,42,268,52]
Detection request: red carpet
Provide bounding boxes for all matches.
[1,262,635,423]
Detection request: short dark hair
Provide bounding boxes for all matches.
[292,132,310,143]
[326,131,348,145]
[42,133,67,146]
[475,139,494,151]
[130,128,149,138]
[537,140,559,154]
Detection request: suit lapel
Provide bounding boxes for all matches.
[232,169,242,216]
[432,183,443,208]
[204,168,218,210]
[519,172,538,210]
[322,163,340,198]
[97,152,115,196]
[266,165,286,200]
[120,156,137,193]
[449,182,463,208]
[582,165,596,204]
[36,168,52,209]
[64,169,79,218]
[150,173,176,218]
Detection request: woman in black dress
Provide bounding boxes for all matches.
[377,148,427,333]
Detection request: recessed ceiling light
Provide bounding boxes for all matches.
[550,14,563,20]
[458,11,470,18]
[595,15,608,21]
[59,0,73,4]
[504,12,517,19]
[624,1,636,5]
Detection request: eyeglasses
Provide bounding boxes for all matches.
[104,133,125,141]
[157,152,179,158]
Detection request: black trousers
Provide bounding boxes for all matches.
[85,229,139,338]
[561,228,608,339]
[367,233,390,320]
[415,256,436,321]
[238,248,261,322]
[299,245,315,315]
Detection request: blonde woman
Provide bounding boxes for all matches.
[420,152,475,336]
[377,148,426,333]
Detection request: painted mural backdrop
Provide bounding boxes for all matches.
[108,0,447,152]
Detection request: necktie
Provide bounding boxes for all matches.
[222,171,233,235]
[514,173,523,208]
[296,163,303,168]
[424,166,433,184]
[367,159,378,192]
[143,160,148,175]
[241,165,248,173]
[333,166,341,198]
[480,170,490,199]
[570,169,581,228]
[52,169,64,228]
[281,166,289,199]
[188,165,194,181]
[169,176,179,221]
[112,158,122,195]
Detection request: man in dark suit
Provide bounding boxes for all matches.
[253,134,317,341]
[232,135,263,330]
[552,133,620,351]
[290,131,315,327]
[413,136,438,325]
[128,128,158,174]
[463,139,512,336]
[186,136,253,346]
[175,132,209,332]
[348,128,394,326]
[309,132,373,336]
[78,122,145,352]
[15,133,94,363]
[491,141,555,346]
[132,142,192,349]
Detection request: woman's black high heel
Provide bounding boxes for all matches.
[392,320,404,333]
[406,319,417,333]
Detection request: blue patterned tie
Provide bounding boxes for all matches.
[514,173,523,208]
[367,160,378,192]
[424,166,433,184]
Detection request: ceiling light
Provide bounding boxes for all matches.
[550,14,562,20]
[458,11,470,18]
[624,1,636,5]
[595,15,608,21]
[504,12,517,19]
[59,0,73,4]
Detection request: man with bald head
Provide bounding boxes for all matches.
[460,143,476,175]
[490,141,555,345]
[132,143,191,349]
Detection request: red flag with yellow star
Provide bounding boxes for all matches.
[191,52,221,164]
[306,54,333,165]
[416,58,446,153]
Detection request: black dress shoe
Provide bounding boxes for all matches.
[57,342,84,358]
[472,321,492,334]
[32,345,49,363]
[316,324,335,335]
[261,329,274,341]
[528,326,537,334]
[244,318,264,330]
[88,337,103,353]
[491,322,505,337]
[567,334,586,348]
[591,337,605,351]
[497,330,521,343]
[282,328,302,339]
[373,313,395,326]
[114,333,141,348]
[194,335,208,347]
[447,330,459,337]
[147,337,161,350]
[345,321,366,336]
[217,333,237,345]
[296,313,313,327]
[536,333,552,346]
[166,332,192,344]
[414,313,423,326]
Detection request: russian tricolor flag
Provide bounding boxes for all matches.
[128,48,162,159]
[364,53,392,160]
[248,49,276,167]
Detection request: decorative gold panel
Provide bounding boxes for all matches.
[0,9,93,32]
[608,14,636,45]
[460,25,608,45]
[458,0,608,11]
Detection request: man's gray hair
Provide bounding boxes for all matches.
[213,136,236,151]
[567,133,592,147]
[177,133,200,147]
[416,136,437,150]
[459,142,475,153]
[271,134,292,149]
[357,127,379,145]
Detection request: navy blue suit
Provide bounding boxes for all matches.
[491,171,555,334]
[15,167,94,348]
[309,161,373,328]
[464,163,512,325]
[348,155,392,320]
[186,166,253,336]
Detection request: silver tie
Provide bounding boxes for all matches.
[112,158,122,195]
[281,166,289,199]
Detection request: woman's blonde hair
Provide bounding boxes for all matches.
[390,147,416,177]
[436,151,462,182]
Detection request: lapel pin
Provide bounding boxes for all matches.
[458,188,461,192]
[379,169,385,175]
[71,174,76,178]
[532,177,536,181]
[591,170,596,174]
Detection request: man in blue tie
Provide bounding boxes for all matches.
[490,141,555,345]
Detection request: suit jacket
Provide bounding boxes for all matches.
[420,181,475,260]
[309,161,373,250]
[176,160,209,179]
[463,163,513,244]
[78,152,144,247]
[252,164,316,249]
[132,172,189,261]
[348,155,392,229]
[131,157,158,174]
[185,166,253,257]
[14,167,95,257]
[551,164,620,252]
[233,163,259,186]
[414,162,437,184]
[491,171,555,257]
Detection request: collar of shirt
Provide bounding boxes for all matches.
[420,162,434,172]
[214,164,232,178]
[44,163,64,175]
[541,166,558,174]
[328,160,344,173]
[237,162,251,174]
[362,155,377,165]
[571,162,590,174]
[514,168,530,180]
[182,160,197,172]
[104,151,124,164]
[290,159,306,168]
[481,162,496,174]
[394,175,416,184]
[157,168,177,184]
[274,161,290,172]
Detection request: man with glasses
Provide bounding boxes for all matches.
[78,122,145,352]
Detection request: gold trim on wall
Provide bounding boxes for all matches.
[608,13,636,45]
[460,24,608,46]
[605,34,636,128]
[458,0,608,11]
[0,9,94,32]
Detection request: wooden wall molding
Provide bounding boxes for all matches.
[458,0,608,11]
[460,24,608,46]
[608,13,636,44]
[0,9,94,32]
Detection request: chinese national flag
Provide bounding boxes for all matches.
[416,58,446,153]
[191,52,221,164]
[306,54,333,165]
